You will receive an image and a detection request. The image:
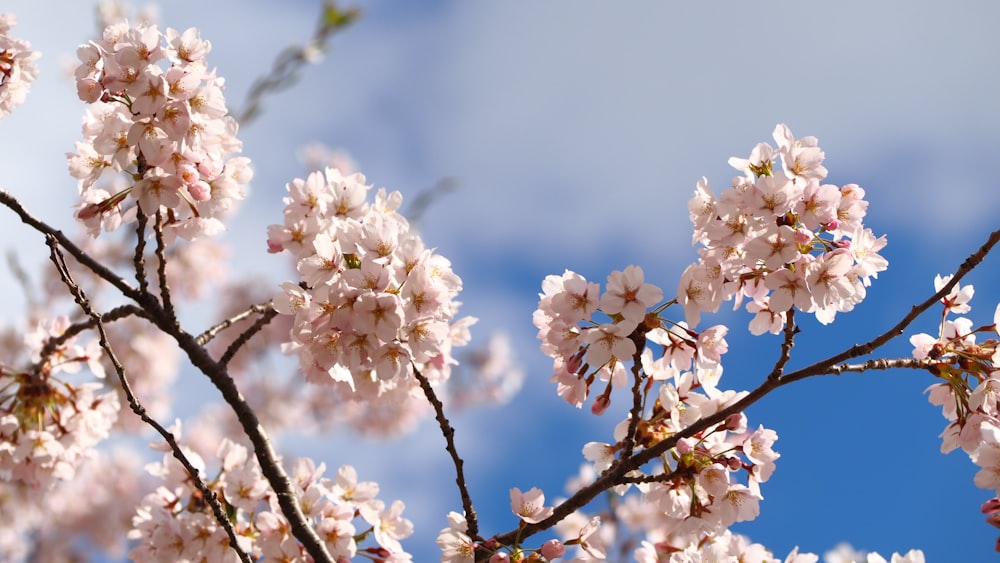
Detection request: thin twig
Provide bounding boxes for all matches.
[152,211,177,326]
[782,227,1000,385]
[767,308,798,380]
[133,206,150,294]
[404,177,458,227]
[619,328,647,462]
[35,304,146,366]
[196,301,275,346]
[0,190,139,301]
[44,235,252,563]
[219,306,279,368]
[827,357,931,375]
[413,364,480,540]
[234,1,360,125]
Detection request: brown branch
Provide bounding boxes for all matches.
[196,301,275,346]
[144,310,333,562]
[0,189,140,301]
[767,308,798,380]
[133,206,150,294]
[827,357,932,375]
[35,304,147,367]
[219,305,279,368]
[152,212,177,327]
[44,235,252,563]
[0,190,331,561]
[781,227,1000,386]
[619,328,647,462]
[413,364,480,540]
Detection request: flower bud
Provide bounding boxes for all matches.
[724,412,747,432]
[988,512,1000,530]
[676,437,695,455]
[591,394,610,416]
[540,539,566,559]
[983,497,1000,514]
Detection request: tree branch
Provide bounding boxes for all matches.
[767,308,798,381]
[152,212,177,327]
[0,190,332,562]
[195,301,275,346]
[133,206,150,295]
[219,305,278,368]
[44,235,252,563]
[35,303,147,366]
[619,328,647,462]
[0,189,140,301]
[233,1,360,125]
[413,364,480,540]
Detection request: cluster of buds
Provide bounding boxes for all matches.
[68,21,251,240]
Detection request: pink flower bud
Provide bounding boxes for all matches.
[541,539,566,559]
[982,497,1000,514]
[794,227,812,245]
[566,348,585,374]
[676,437,694,455]
[988,513,1000,530]
[489,552,510,562]
[724,412,747,432]
[76,203,102,221]
[187,180,212,202]
[591,394,610,416]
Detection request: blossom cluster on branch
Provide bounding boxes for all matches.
[68,19,251,240]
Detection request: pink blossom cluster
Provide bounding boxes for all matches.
[130,437,414,561]
[437,505,580,563]
[0,317,119,489]
[574,412,780,559]
[68,21,251,240]
[268,167,473,398]
[532,265,789,559]
[535,265,663,410]
[0,13,38,120]
[682,124,888,332]
[910,276,1000,549]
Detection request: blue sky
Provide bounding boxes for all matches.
[1,1,999,561]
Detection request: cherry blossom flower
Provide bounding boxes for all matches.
[0,13,39,119]
[600,265,663,324]
[509,487,554,524]
[437,512,476,563]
